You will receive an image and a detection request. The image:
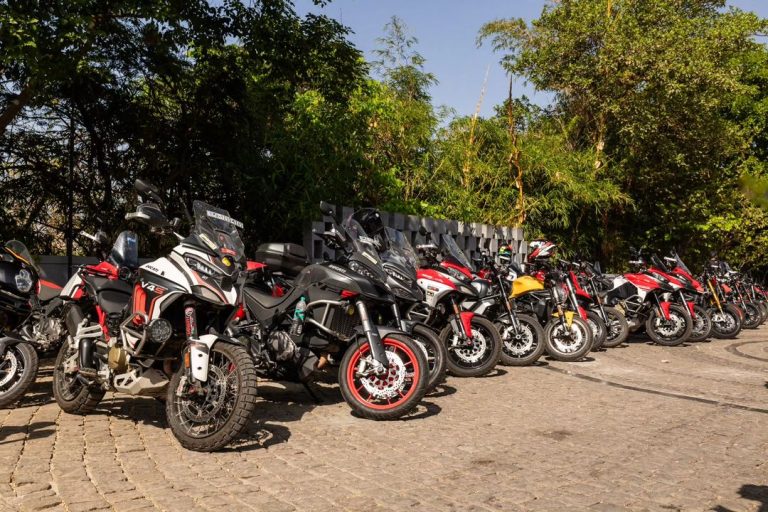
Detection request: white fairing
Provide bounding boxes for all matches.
[416,277,455,308]
[190,334,218,381]
[140,256,192,294]
[59,273,83,299]
[610,275,646,301]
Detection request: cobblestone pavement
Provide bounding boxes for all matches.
[1,327,767,512]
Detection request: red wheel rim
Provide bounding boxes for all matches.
[346,337,420,411]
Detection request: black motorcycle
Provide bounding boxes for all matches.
[0,240,66,407]
[233,202,428,420]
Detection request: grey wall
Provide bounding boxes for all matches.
[303,205,527,264]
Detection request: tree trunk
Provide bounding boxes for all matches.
[0,81,35,134]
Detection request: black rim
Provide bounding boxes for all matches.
[449,323,495,368]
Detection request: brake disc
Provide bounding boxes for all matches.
[0,350,19,387]
[360,351,406,400]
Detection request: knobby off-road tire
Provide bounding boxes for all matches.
[166,343,258,452]
[52,340,105,414]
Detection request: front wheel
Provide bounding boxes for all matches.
[166,343,258,452]
[600,306,629,348]
[544,316,593,362]
[688,305,713,342]
[710,304,742,339]
[411,324,446,391]
[645,304,691,346]
[0,342,38,408]
[496,314,545,366]
[339,334,428,420]
[440,316,502,377]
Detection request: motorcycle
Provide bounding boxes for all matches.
[234,202,428,420]
[408,229,502,377]
[345,209,447,390]
[597,252,692,346]
[700,261,743,339]
[52,180,258,451]
[662,251,713,342]
[0,241,66,407]
[514,262,594,361]
[570,260,630,348]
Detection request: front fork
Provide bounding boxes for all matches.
[184,303,211,383]
[356,299,389,369]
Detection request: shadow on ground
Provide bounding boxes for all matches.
[713,484,768,512]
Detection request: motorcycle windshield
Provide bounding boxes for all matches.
[674,253,692,275]
[4,240,40,273]
[440,234,474,272]
[650,254,669,272]
[344,218,390,282]
[192,201,245,262]
[383,227,418,272]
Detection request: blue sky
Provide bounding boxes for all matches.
[294,0,768,117]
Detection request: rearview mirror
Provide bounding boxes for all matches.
[319,201,335,218]
[418,226,428,236]
[135,179,163,206]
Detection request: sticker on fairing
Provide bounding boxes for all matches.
[199,233,218,250]
[206,211,244,229]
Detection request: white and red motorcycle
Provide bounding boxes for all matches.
[52,180,258,452]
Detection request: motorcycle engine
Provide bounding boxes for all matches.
[20,314,64,352]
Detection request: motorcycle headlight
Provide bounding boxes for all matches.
[15,269,33,293]
[385,267,413,288]
[348,260,377,281]
[185,256,220,277]
[148,318,173,343]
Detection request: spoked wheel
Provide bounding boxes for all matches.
[544,317,593,362]
[339,334,428,420]
[440,316,501,377]
[688,305,713,342]
[600,306,629,348]
[585,311,607,351]
[710,305,742,339]
[166,343,258,452]
[496,313,545,366]
[410,324,446,391]
[52,339,104,414]
[645,305,691,346]
[0,342,38,408]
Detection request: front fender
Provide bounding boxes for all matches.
[188,334,243,382]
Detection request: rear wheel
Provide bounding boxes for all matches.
[440,316,502,377]
[0,342,38,408]
[166,343,258,452]
[339,334,428,420]
[688,305,713,342]
[52,339,105,414]
[645,304,691,346]
[600,306,629,348]
[496,314,545,366]
[544,317,593,362]
[411,324,446,390]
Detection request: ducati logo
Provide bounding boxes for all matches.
[141,280,167,295]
